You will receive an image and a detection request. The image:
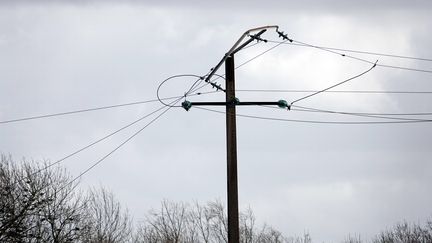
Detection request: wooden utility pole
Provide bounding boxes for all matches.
[225,55,239,242]
[181,26,287,243]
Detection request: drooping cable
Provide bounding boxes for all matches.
[268,39,432,74]
[276,105,432,121]
[0,92,213,125]
[157,74,225,108]
[195,107,432,125]
[9,103,171,188]
[291,104,432,116]
[236,89,432,94]
[0,91,218,125]
[58,97,181,192]
[267,39,432,62]
[290,61,378,105]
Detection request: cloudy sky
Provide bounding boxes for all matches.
[1,1,432,242]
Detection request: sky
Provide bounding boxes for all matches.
[1,1,432,242]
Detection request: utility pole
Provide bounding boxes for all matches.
[225,54,239,242]
[181,26,289,243]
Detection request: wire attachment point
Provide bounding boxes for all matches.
[210,82,224,91]
[228,97,241,107]
[248,34,268,43]
[276,29,293,42]
[277,99,290,110]
[182,100,192,111]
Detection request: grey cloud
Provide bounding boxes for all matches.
[1,3,431,243]
[1,0,432,12]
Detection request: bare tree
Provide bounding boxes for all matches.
[135,200,191,243]
[134,199,291,243]
[0,154,85,242]
[373,220,432,243]
[81,187,132,243]
[1,154,133,243]
[341,234,362,243]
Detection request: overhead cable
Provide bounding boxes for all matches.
[269,39,432,74]
[59,98,181,192]
[1,91,215,125]
[195,107,432,125]
[288,106,432,121]
[236,89,432,94]
[267,39,432,62]
[11,104,170,187]
[290,61,378,105]
[291,105,432,116]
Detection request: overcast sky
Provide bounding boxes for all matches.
[1,1,432,242]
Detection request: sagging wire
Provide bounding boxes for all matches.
[270,31,432,74]
[8,101,173,189]
[290,60,378,106]
[156,74,225,108]
[195,106,432,125]
[260,104,432,122]
[290,105,432,122]
[58,97,182,193]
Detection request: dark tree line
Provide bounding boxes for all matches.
[133,200,308,243]
[343,220,432,243]
[2,154,431,243]
[0,154,131,242]
[0,154,310,243]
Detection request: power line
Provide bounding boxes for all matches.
[236,89,432,94]
[261,105,432,121]
[267,39,432,62]
[157,74,225,108]
[185,41,263,96]
[10,104,170,188]
[189,40,289,94]
[376,63,432,74]
[287,106,432,122]
[235,40,289,70]
[0,92,216,125]
[184,69,218,98]
[269,39,432,74]
[291,105,432,116]
[190,35,432,101]
[290,61,378,105]
[59,98,180,192]
[195,107,432,124]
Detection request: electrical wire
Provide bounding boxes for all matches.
[236,89,432,94]
[9,103,171,188]
[235,39,289,70]
[187,40,263,94]
[58,97,181,192]
[284,106,432,121]
[267,40,432,62]
[290,61,378,105]
[195,107,432,124]
[268,39,432,74]
[0,100,160,124]
[183,67,221,98]
[188,39,290,95]
[0,92,215,125]
[157,74,225,108]
[188,33,431,101]
[291,105,432,116]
